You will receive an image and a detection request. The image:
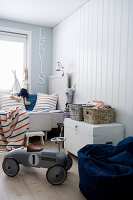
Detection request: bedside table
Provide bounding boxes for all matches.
[64,118,124,156]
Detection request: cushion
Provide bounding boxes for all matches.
[25,94,37,111]
[0,95,25,111]
[33,93,58,111]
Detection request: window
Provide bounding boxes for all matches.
[0,28,31,94]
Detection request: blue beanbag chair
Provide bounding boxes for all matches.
[78,137,133,200]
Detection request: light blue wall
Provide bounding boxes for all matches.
[0,19,53,94]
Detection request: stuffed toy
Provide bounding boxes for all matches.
[65,84,76,104]
[10,70,21,97]
[12,68,31,106]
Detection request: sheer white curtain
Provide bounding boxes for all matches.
[0,31,27,93]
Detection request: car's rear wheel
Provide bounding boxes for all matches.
[2,158,19,177]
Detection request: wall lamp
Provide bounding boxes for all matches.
[56,61,64,76]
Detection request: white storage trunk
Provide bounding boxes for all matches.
[64,118,124,156]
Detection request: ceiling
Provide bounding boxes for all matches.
[0,0,88,27]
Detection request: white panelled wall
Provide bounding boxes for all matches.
[52,0,133,137]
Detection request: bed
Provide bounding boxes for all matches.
[27,75,68,135]
[0,75,68,149]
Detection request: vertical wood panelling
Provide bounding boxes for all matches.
[72,14,76,87]
[82,5,87,102]
[117,0,130,125]
[95,0,103,101]
[91,0,98,100]
[101,0,109,103]
[112,0,122,122]
[73,9,81,103]
[106,0,115,105]
[125,0,133,137]
[78,7,84,103]
[86,0,93,102]
[52,0,133,137]
[84,4,89,102]
[72,11,78,101]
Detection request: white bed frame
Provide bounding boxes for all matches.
[29,74,68,139]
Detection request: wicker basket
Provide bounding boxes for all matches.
[69,104,84,121]
[83,107,115,124]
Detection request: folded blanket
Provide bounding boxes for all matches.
[0,106,29,150]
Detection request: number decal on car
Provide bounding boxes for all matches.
[28,154,39,166]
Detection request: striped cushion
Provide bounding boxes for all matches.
[0,95,25,111]
[33,93,58,111]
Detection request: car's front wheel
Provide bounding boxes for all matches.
[2,158,19,177]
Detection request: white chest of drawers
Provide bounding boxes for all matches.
[64,118,124,156]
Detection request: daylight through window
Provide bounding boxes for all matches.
[0,31,27,93]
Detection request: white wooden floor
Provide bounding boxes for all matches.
[0,140,86,200]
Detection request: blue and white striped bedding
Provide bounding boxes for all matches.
[0,107,29,150]
[0,95,25,111]
[33,93,58,111]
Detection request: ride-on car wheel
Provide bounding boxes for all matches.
[2,158,19,177]
[65,155,73,171]
[46,164,67,185]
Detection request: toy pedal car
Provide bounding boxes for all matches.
[2,137,73,185]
